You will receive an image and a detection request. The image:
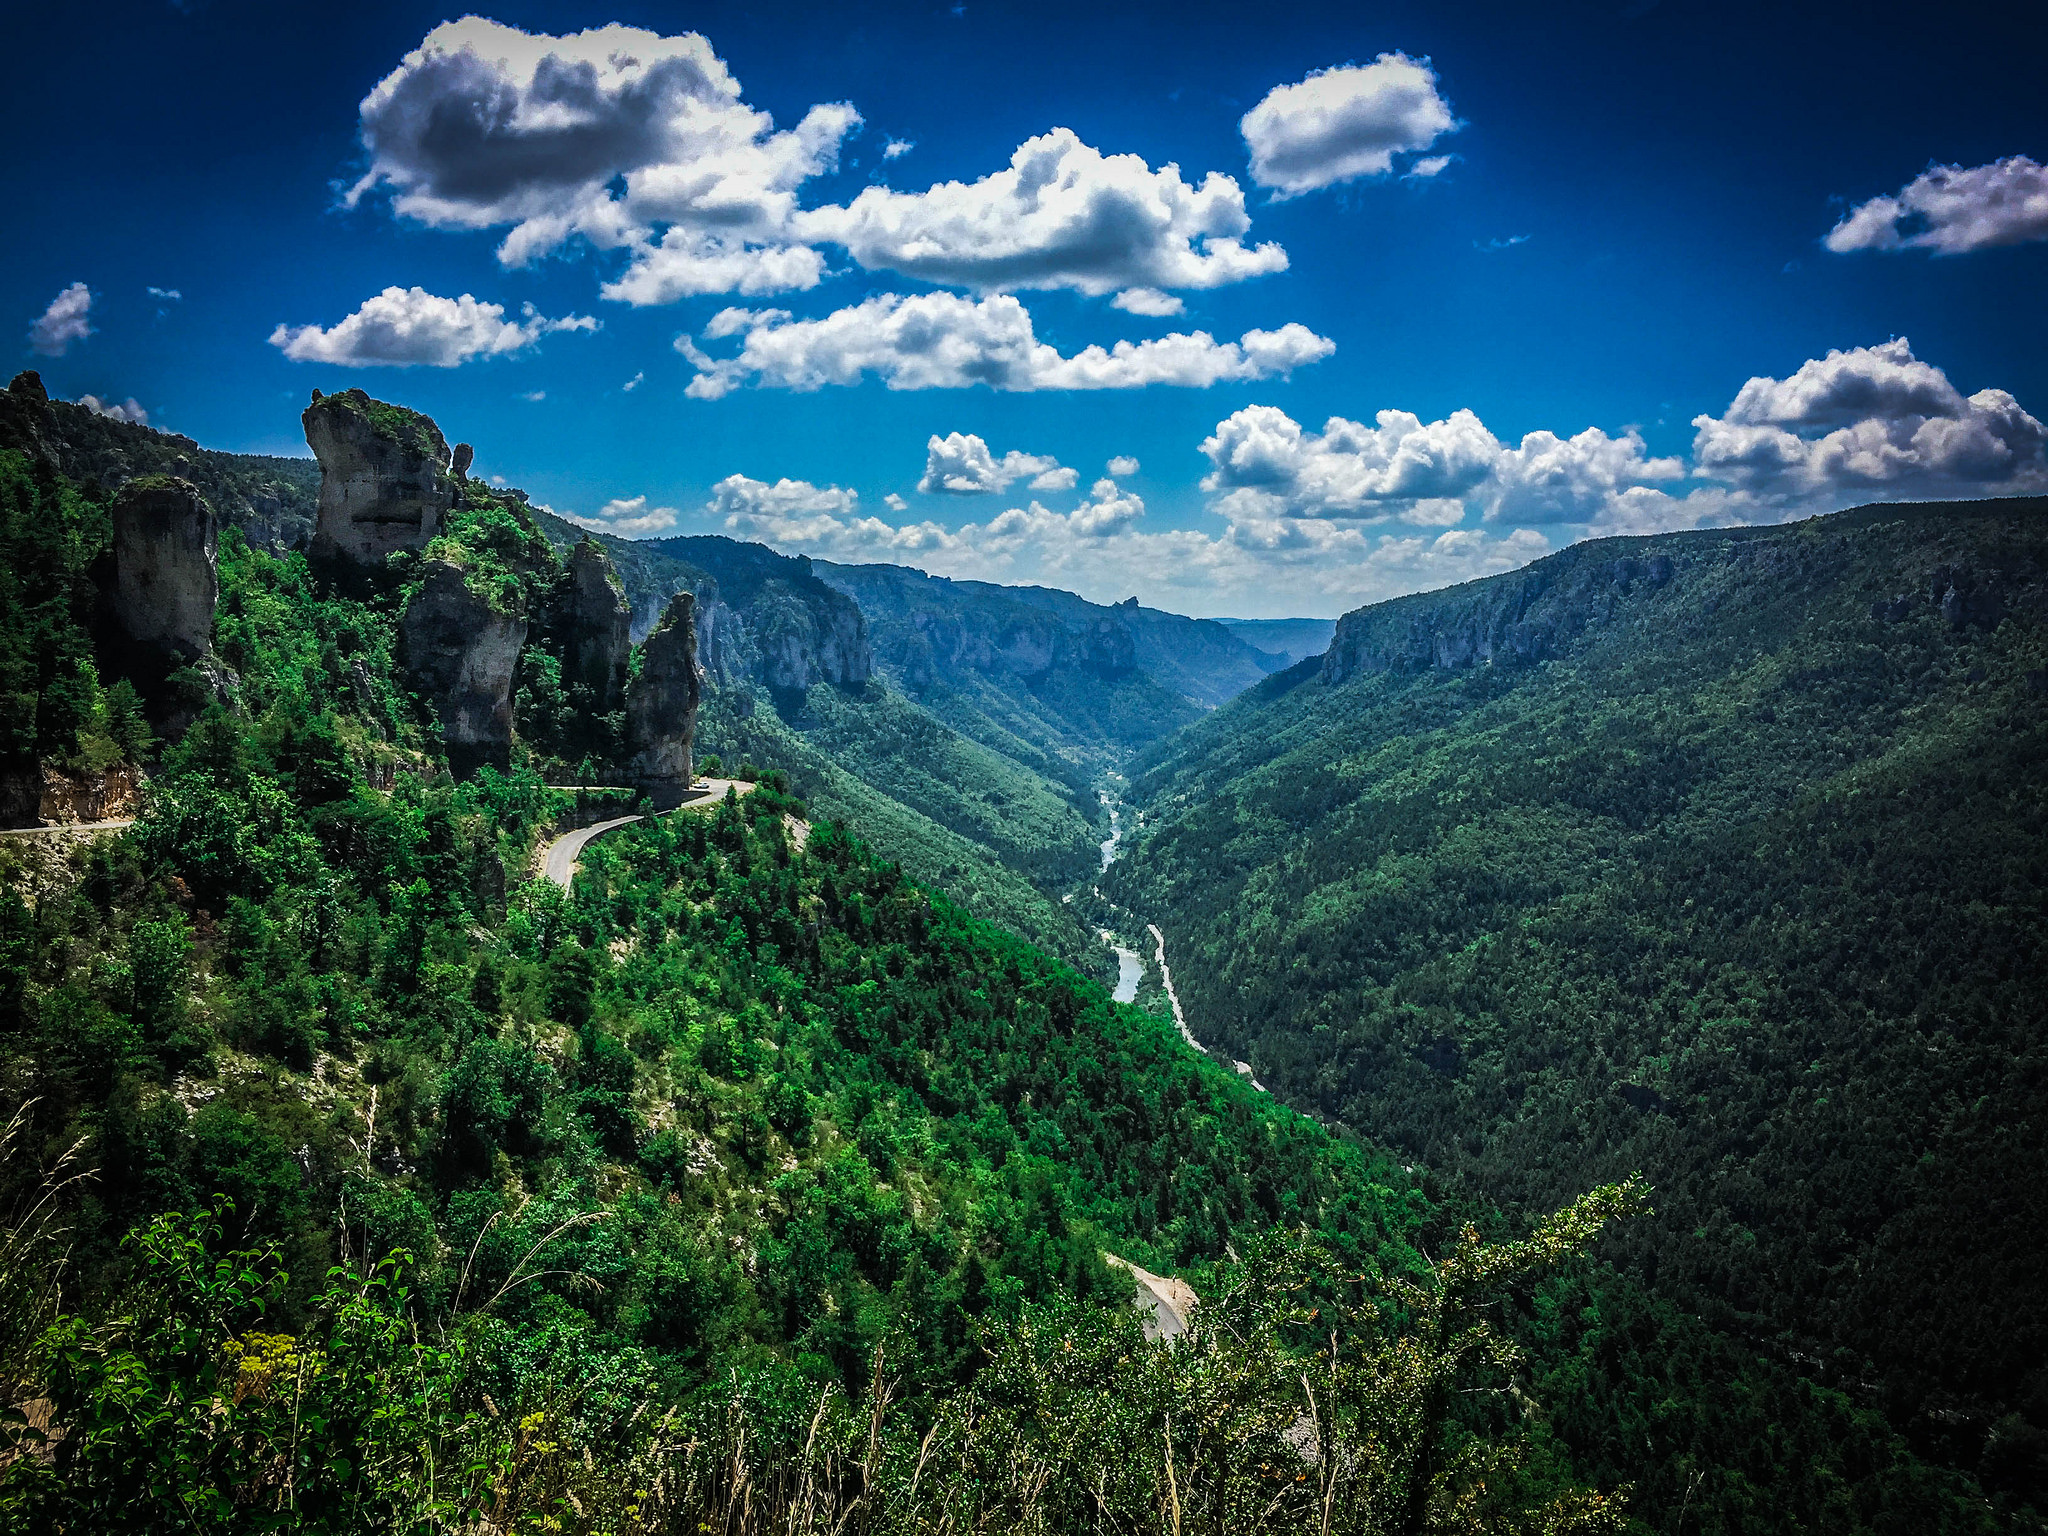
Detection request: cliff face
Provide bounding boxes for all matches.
[111,476,218,661]
[813,563,1284,711]
[1321,549,1676,685]
[303,390,455,566]
[559,538,631,714]
[750,582,871,691]
[400,560,526,778]
[625,592,701,807]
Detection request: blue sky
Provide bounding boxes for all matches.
[7,0,2046,616]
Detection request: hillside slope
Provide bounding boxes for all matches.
[0,437,2017,1533]
[1110,496,2048,1503]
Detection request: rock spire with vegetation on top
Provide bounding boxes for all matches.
[399,559,527,778]
[303,388,454,566]
[625,589,700,807]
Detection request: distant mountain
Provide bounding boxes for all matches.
[1109,494,2048,1505]
[813,561,1285,769]
[1214,615,1336,666]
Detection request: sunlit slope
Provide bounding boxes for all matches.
[1110,496,2048,1447]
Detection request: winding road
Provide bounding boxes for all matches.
[538,778,772,891]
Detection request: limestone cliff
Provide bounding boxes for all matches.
[751,584,871,692]
[304,389,455,566]
[111,476,218,661]
[559,538,631,714]
[810,562,1278,715]
[625,592,701,808]
[1321,548,1676,685]
[400,560,526,778]
[527,517,873,698]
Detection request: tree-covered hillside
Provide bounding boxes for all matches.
[525,512,1108,969]
[0,441,2022,1532]
[1110,497,2048,1515]
[0,372,319,550]
[0,451,1680,1532]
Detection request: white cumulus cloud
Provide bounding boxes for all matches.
[601,233,827,306]
[680,292,1332,398]
[349,18,858,295]
[29,282,93,357]
[268,287,597,367]
[1826,155,2048,255]
[1201,404,1501,523]
[1689,338,2048,502]
[1485,426,1684,524]
[1241,54,1458,197]
[1107,455,1140,476]
[918,432,1072,494]
[883,138,914,160]
[76,394,148,425]
[1111,287,1185,316]
[707,465,1550,613]
[798,127,1287,296]
[566,494,681,537]
[1200,403,1682,528]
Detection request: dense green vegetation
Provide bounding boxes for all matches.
[0,464,1684,1531]
[5,407,2035,1532]
[0,372,318,551]
[1112,499,2048,1525]
[0,453,140,801]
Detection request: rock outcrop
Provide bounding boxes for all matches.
[625,592,701,808]
[559,539,631,714]
[400,560,526,778]
[871,604,1134,690]
[111,476,218,661]
[1321,549,1675,685]
[304,390,455,566]
[752,586,871,692]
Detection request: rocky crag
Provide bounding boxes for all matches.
[812,563,1280,708]
[648,539,870,693]
[557,538,631,714]
[1318,500,2048,689]
[525,514,872,699]
[111,476,218,661]
[1320,546,1676,684]
[303,389,455,567]
[625,592,702,807]
[398,560,527,779]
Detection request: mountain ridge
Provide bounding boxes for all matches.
[1108,493,2048,1505]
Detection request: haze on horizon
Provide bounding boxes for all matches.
[6,0,2045,619]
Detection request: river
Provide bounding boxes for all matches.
[1097,784,1142,1001]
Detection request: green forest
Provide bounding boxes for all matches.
[0,443,1649,1532]
[0,424,2038,1534]
[1111,499,2048,1527]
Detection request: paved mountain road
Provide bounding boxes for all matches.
[539,778,780,891]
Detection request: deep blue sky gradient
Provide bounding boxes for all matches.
[5,0,2043,610]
